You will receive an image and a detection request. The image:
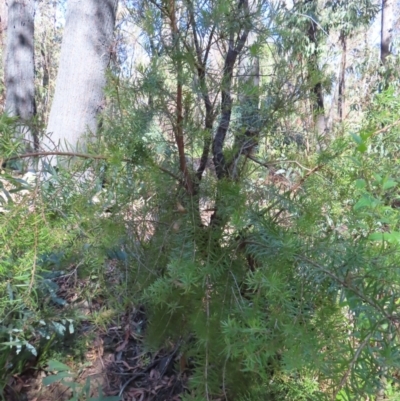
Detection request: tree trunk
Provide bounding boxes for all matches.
[338,31,346,121]
[0,0,7,48]
[376,6,395,395]
[238,53,259,132]
[42,0,118,161]
[307,16,325,137]
[381,0,394,64]
[233,30,260,172]
[0,0,8,111]
[4,0,36,150]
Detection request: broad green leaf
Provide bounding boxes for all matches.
[356,142,367,153]
[1,188,12,203]
[47,359,71,372]
[373,173,382,183]
[25,342,37,357]
[368,232,400,243]
[350,133,362,144]
[360,130,373,140]
[83,377,91,398]
[355,179,366,189]
[12,274,30,281]
[43,371,73,386]
[354,194,378,210]
[90,387,121,401]
[51,321,67,336]
[383,179,397,190]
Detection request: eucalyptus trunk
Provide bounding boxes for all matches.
[380,0,394,64]
[0,0,7,111]
[4,0,36,150]
[0,0,7,48]
[43,0,118,162]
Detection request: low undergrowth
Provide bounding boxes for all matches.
[2,89,400,400]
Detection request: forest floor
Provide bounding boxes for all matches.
[5,260,188,401]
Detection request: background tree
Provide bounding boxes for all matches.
[380,0,394,64]
[41,0,118,161]
[303,0,327,134]
[34,0,63,127]
[0,0,7,110]
[0,1,6,48]
[4,0,36,151]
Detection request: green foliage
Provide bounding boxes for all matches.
[43,360,120,401]
[97,55,400,401]
[88,1,400,397]
[0,116,126,392]
[2,0,400,400]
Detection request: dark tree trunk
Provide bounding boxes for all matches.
[381,0,394,64]
[304,0,326,136]
[338,31,346,121]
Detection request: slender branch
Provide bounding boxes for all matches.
[212,0,250,179]
[246,238,399,324]
[262,163,323,215]
[289,164,322,193]
[2,151,183,184]
[295,255,396,323]
[187,0,202,65]
[295,12,329,37]
[372,118,400,138]
[148,0,168,17]
[210,0,251,228]
[4,151,109,162]
[332,332,373,401]
[253,119,400,206]
[247,155,312,171]
[187,0,215,182]
[158,165,185,184]
[168,0,193,194]
[203,25,216,66]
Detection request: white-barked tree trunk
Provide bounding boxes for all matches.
[42,0,118,164]
[4,0,36,150]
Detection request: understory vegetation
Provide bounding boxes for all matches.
[2,0,400,400]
